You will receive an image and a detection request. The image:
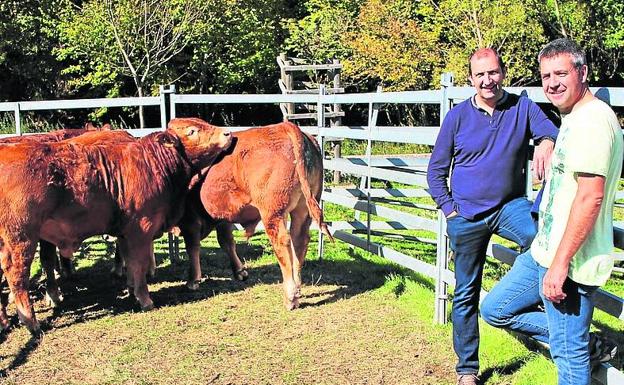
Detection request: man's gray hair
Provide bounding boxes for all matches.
[538,38,587,70]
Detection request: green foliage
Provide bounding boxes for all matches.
[342,0,443,91]
[434,0,547,86]
[183,0,289,94]
[284,0,362,64]
[0,0,65,101]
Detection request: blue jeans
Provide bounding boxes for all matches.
[446,197,536,375]
[481,251,598,385]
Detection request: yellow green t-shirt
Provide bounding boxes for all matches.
[532,98,623,286]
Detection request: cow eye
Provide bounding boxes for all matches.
[186,127,197,137]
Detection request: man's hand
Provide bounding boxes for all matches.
[542,263,569,303]
[447,211,458,218]
[532,139,555,181]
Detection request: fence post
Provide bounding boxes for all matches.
[331,59,343,184]
[159,84,175,130]
[434,72,454,324]
[365,86,382,248]
[317,85,326,260]
[14,102,21,136]
[169,85,177,120]
[159,84,181,264]
[280,53,295,117]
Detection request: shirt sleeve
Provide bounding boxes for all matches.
[527,99,559,141]
[565,115,615,177]
[427,111,457,216]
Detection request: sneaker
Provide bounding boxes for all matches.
[589,333,618,368]
[457,373,479,385]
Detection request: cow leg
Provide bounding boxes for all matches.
[216,222,248,281]
[57,254,75,279]
[1,240,41,336]
[289,202,313,300]
[111,240,125,279]
[0,272,10,331]
[181,223,209,291]
[148,242,156,279]
[262,215,298,310]
[39,240,63,308]
[124,239,154,311]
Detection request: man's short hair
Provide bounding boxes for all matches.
[468,48,506,77]
[538,38,587,70]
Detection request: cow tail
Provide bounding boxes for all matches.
[284,122,334,242]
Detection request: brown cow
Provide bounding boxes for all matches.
[38,129,137,307]
[177,121,332,310]
[0,124,114,293]
[0,118,231,336]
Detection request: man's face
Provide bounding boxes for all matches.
[469,54,505,103]
[540,53,588,114]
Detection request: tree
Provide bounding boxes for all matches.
[183,0,290,95]
[537,0,624,84]
[284,0,362,64]
[433,0,547,86]
[342,0,442,91]
[0,0,64,102]
[57,0,206,127]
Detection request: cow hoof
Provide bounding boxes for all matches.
[234,268,248,281]
[7,292,14,304]
[110,267,124,279]
[186,280,200,291]
[44,291,64,308]
[30,327,44,342]
[284,298,300,311]
[0,314,10,332]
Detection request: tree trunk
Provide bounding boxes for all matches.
[137,82,145,129]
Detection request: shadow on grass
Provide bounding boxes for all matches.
[0,334,41,378]
[592,319,624,370]
[480,355,531,383]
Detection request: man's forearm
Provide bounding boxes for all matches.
[551,175,604,269]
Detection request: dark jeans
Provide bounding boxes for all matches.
[446,197,537,375]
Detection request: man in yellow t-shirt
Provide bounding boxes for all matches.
[481,38,623,385]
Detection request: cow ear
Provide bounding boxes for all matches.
[156,132,178,148]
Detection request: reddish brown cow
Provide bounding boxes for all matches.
[38,129,138,307]
[0,118,231,336]
[177,121,332,310]
[0,124,114,294]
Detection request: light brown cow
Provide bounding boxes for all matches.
[0,118,231,336]
[177,121,332,310]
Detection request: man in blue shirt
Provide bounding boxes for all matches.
[427,47,558,385]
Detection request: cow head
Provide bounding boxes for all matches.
[166,118,232,168]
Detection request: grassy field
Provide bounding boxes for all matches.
[1,222,621,384]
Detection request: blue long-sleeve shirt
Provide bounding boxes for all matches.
[427,92,558,220]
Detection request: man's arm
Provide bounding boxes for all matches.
[527,100,558,181]
[427,115,457,217]
[532,138,555,181]
[542,173,605,303]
